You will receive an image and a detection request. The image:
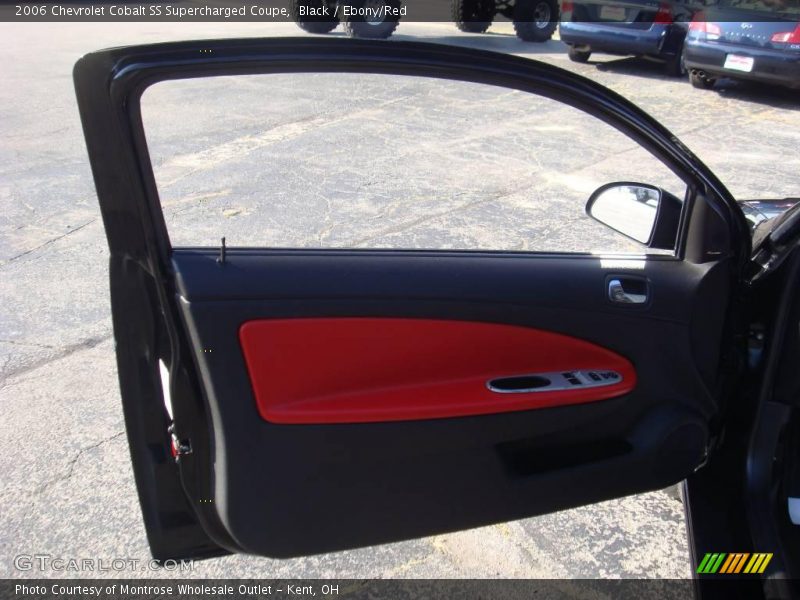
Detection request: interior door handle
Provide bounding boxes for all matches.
[608,278,647,304]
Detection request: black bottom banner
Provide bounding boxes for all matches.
[3,578,790,600]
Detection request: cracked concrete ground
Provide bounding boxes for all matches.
[1,21,798,580]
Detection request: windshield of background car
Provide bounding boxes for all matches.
[713,0,800,17]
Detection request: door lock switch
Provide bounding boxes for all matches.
[489,369,623,393]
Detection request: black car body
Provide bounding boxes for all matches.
[741,198,800,230]
[559,0,699,75]
[684,3,800,89]
[74,38,800,598]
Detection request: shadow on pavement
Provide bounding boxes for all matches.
[594,55,677,80]
[391,32,565,57]
[710,79,800,111]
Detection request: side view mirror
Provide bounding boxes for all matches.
[586,182,682,250]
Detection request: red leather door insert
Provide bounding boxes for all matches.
[239,318,636,424]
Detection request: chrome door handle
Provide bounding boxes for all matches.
[608,279,647,304]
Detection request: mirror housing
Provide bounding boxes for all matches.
[586,182,682,250]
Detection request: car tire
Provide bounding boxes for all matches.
[341,0,401,39]
[289,0,339,34]
[567,45,591,63]
[689,70,716,90]
[452,0,496,33]
[513,0,559,42]
[664,47,687,78]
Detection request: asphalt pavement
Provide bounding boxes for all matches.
[1,20,799,580]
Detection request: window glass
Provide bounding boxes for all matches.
[142,73,687,254]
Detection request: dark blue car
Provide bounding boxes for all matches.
[683,2,800,90]
[559,0,700,76]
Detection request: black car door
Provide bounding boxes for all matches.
[74,38,750,560]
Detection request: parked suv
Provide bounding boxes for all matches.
[559,0,701,76]
[452,0,561,42]
[684,1,800,90]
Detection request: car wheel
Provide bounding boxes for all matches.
[513,0,559,42]
[568,45,591,63]
[664,47,687,78]
[289,0,339,34]
[689,70,716,90]
[342,0,401,39]
[452,0,496,33]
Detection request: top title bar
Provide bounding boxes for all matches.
[2,0,799,22]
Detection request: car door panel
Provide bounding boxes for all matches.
[173,249,724,556]
[73,38,749,560]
